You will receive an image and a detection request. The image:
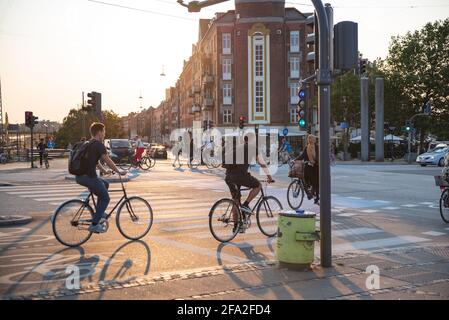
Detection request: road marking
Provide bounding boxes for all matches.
[419,202,434,205]
[381,207,400,210]
[360,209,379,213]
[337,213,357,217]
[373,200,390,204]
[347,196,363,200]
[333,227,383,237]
[422,231,446,237]
[332,236,430,253]
[401,204,419,208]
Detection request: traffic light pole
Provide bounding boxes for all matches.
[30,126,34,168]
[312,0,332,268]
[407,112,429,164]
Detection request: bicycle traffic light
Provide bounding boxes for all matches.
[239,116,246,130]
[297,87,307,129]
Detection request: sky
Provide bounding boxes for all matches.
[0,0,448,124]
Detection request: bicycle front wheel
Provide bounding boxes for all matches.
[52,199,94,247]
[116,196,153,240]
[209,199,241,243]
[118,157,133,171]
[257,196,283,237]
[287,179,305,210]
[440,189,449,223]
[149,156,156,168]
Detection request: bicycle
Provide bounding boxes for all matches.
[278,150,294,167]
[0,153,7,164]
[435,172,449,223]
[43,151,50,169]
[209,180,283,243]
[118,154,155,171]
[52,173,153,247]
[287,160,313,210]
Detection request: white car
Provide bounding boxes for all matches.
[416,146,449,167]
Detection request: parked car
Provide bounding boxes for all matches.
[416,146,449,167]
[104,139,134,163]
[149,145,168,159]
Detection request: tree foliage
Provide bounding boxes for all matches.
[55,108,123,148]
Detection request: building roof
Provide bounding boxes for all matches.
[285,7,311,21]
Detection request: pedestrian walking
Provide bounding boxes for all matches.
[37,138,46,168]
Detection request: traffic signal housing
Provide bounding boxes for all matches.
[239,116,246,130]
[86,91,102,118]
[359,58,368,75]
[297,87,307,129]
[403,120,412,133]
[25,111,33,128]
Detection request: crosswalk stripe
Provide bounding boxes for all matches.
[332,235,430,253]
[332,227,382,237]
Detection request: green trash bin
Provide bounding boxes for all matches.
[276,210,319,269]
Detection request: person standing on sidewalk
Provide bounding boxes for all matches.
[298,135,320,204]
[75,122,127,233]
[37,138,46,168]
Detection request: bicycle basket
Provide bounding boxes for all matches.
[434,175,449,187]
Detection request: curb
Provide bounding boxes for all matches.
[0,215,33,227]
[64,176,130,183]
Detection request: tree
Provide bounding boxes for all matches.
[55,108,123,148]
[381,18,449,143]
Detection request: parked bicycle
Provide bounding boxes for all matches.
[209,180,283,243]
[436,169,449,223]
[0,152,8,164]
[52,173,153,247]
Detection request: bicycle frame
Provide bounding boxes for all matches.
[71,174,132,224]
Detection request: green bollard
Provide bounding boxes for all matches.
[276,210,320,270]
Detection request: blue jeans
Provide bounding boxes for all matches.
[75,176,110,225]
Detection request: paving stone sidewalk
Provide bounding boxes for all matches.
[3,245,449,300]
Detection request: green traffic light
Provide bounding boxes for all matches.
[299,119,306,128]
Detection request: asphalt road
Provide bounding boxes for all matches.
[0,158,448,298]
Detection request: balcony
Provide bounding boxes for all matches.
[202,98,214,110]
[306,14,314,26]
[306,33,315,44]
[202,75,214,86]
[192,105,201,113]
[307,52,315,62]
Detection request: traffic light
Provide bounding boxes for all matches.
[297,87,307,129]
[239,116,246,130]
[86,91,102,117]
[25,111,33,128]
[33,115,39,127]
[359,58,368,75]
[203,120,208,131]
[403,120,412,132]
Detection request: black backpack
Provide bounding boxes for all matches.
[68,141,92,176]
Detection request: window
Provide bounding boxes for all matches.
[290,57,300,79]
[255,81,264,113]
[222,33,231,54]
[290,31,300,53]
[255,43,264,77]
[290,108,299,124]
[253,35,265,114]
[290,83,300,105]
[223,110,232,124]
[223,83,232,105]
[222,58,232,80]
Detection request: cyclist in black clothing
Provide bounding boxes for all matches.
[37,138,46,168]
[223,134,274,233]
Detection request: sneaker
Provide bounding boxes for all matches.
[240,205,252,215]
[88,223,106,234]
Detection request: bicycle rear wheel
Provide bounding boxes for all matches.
[139,156,152,171]
[257,196,283,237]
[116,196,153,240]
[440,189,449,223]
[287,179,305,210]
[209,199,241,243]
[52,199,93,247]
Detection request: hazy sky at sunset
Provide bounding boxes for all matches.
[1,0,448,123]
